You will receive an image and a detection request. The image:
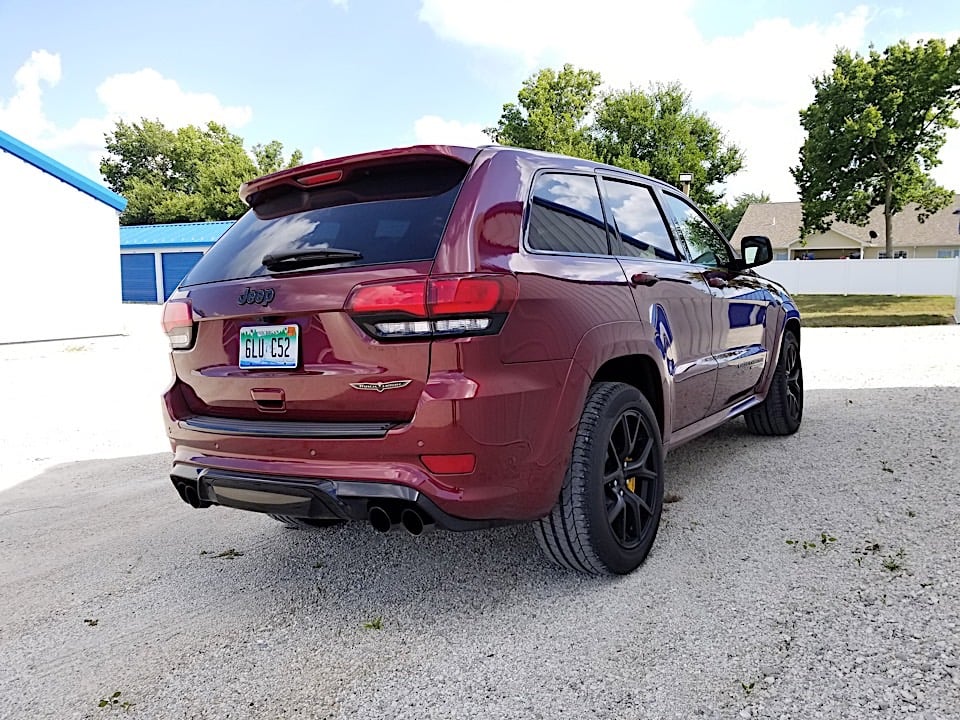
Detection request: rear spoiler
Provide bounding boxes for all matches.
[239,145,480,207]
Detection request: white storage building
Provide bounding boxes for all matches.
[0,129,127,343]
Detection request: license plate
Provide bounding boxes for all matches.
[239,324,299,369]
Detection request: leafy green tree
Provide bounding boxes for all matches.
[253,140,304,176]
[594,83,744,207]
[792,38,960,257]
[485,64,602,159]
[101,119,303,225]
[710,192,771,239]
[487,68,743,209]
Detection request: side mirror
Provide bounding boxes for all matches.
[737,235,773,270]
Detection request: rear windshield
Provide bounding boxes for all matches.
[180,159,467,287]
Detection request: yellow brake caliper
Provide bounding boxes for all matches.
[625,457,636,493]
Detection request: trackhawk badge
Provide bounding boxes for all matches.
[349,380,413,393]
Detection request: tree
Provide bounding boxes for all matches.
[487,68,744,209]
[101,119,303,225]
[253,140,304,176]
[485,64,602,159]
[711,192,771,239]
[792,38,960,258]
[594,82,744,207]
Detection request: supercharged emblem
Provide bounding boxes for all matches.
[238,287,275,306]
[349,380,413,393]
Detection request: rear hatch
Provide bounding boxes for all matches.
[165,148,477,423]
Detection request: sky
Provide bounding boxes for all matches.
[1,0,959,203]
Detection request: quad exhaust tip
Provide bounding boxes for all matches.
[368,505,435,535]
[175,480,209,509]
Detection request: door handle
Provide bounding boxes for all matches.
[631,272,659,287]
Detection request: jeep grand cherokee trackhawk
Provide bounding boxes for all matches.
[162,145,803,575]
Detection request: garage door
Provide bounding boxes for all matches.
[120,253,158,303]
[162,252,204,300]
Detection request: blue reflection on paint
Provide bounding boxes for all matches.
[650,303,676,376]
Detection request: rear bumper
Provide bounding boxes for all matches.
[170,463,505,531]
[162,356,586,522]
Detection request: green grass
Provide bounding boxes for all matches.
[794,294,956,327]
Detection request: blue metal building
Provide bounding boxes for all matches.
[119,221,234,302]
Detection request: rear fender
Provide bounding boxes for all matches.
[538,322,670,501]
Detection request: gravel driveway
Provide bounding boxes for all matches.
[1,316,958,719]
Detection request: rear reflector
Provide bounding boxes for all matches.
[162,299,194,349]
[421,454,476,474]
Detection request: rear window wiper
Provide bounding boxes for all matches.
[262,248,362,271]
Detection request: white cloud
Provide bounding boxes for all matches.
[904,30,960,46]
[309,146,326,162]
[0,52,252,173]
[712,104,806,201]
[419,0,701,83]
[330,0,349,8]
[413,114,489,146]
[0,49,61,141]
[417,1,880,200]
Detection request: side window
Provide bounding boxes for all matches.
[527,173,609,255]
[662,193,732,268]
[601,179,680,261]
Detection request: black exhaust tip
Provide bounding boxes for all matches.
[400,507,434,536]
[183,484,204,508]
[368,505,395,533]
[173,479,210,509]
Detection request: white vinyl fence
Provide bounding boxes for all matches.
[757,257,960,322]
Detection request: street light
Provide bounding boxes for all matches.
[678,172,693,195]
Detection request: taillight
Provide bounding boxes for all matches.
[346,280,428,317]
[345,275,517,341]
[162,299,194,349]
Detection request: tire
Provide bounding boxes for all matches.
[268,514,346,531]
[745,330,803,436]
[534,382,665,575]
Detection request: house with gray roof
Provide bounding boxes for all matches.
[731,196,960,260]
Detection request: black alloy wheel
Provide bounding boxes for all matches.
[534,382,665,575]
[744,330,803,436]
[784,334,803,423]
[603,409,660,550]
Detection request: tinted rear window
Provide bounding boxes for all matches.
[181,160,467,287]
[526,173,610,255]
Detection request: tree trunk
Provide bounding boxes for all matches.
[883,180,894,259]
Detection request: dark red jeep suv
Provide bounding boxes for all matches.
[162,145,802,575]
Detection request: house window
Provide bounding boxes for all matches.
[937,249,960,259]
[774,251,788,261]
